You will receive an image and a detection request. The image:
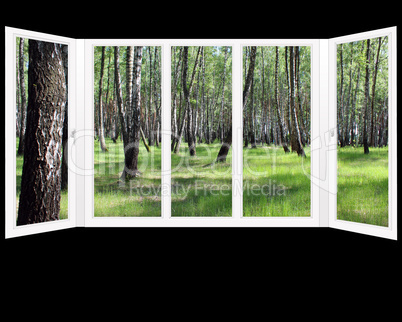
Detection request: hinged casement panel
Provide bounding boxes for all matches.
[5,27,77,238]
[328,27,397,240]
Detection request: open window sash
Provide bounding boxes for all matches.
[328,27,397,240]
[5,27,79,238]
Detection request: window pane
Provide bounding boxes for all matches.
[93,46,162,217]
[336,37,389,226]
[171,46,232,217]
[243,46,311,217]
[16,38,68,225]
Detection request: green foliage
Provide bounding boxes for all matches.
[93,46,161,107]
[337,37,388,133]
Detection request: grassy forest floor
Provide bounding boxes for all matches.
[337,146,388,226]
[95,140,313,217]
[243,145,311,217]
[16,139,68,221]
[16,138,387,222]
[94,139,232,217]
[94,138,161,216]
[171,143,232,216]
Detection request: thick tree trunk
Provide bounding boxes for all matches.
[17,38,26,156]
[61,44,68,190]
[122,46,143,179]
[216,126,232,163]
[17,40,66,225]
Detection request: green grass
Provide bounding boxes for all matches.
[94,139,232,217]
[243,145,311,217]
[16,138,68,222]
[337,146,388,227]
[171,142,232,216]
[94,138,161,216]
[18,135,387,223]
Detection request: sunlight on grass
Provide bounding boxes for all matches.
[171,142,232,217]
[94,138,161,217]
[337,146,388,226]
[243,145,311,217]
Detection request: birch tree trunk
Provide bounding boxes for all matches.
[122,46,143,179]
[275,46,290,153]
[363,39,371,154]
[114,46,128,148]
[171,47,183,149]
[219,46,228,143]
[17,40,67,225]
[216,46,256,162]
[289,47,305,157]
[181,46,201,156]
[61,44,68,190]
[17,38,27,156]
[370,37,382,146]
[98,47,108,152]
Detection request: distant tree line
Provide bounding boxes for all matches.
[337,36,388,154]
[243,46,311,157]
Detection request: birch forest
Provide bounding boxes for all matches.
[171,46,233,217]
[337,36,389,227]
[243,46,311,217]
[93,46,162,217]
[337,37,389,152]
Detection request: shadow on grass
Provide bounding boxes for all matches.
[171,188,232,217]
[95,195,161,217]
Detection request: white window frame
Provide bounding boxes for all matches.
[5,27,77,238]
[328,27,397,240]
[4,27,396,239]
[82,39,321,228]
